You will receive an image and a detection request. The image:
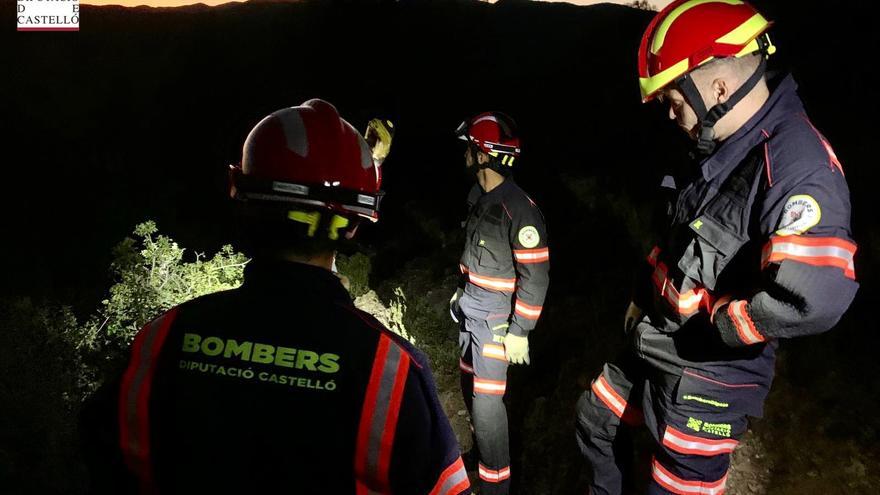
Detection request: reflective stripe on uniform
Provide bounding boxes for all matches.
[662,425,739,456]
[513,247,550,264]
[762,235,857,279]
[591,374,643,425]
[118,308,180,484]
[429,457,470,495]
[478,463,511,483]
[355,334,411,494]
[651,457,728,495]
[648,252,710,316]
[473,378,506,396]
[467,272,517,292]
[482,344,507,361]
[726,300,765,345]
[459,359,475,374]
[514,300,543,320]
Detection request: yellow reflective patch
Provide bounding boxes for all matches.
[328,214,350,241]
[692,219,704,230]
[651,0,743,55]
[715,13,769,46]
[288,210,321,237]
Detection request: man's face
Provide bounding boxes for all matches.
[464,146,476,168]
[659,87,699,140]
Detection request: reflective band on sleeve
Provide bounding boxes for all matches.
[478,463,511,483]
[662,425,739,456]
[355,334,411,494]
[459,359,474,375]
[473,378,507,396]
[647,246,662,265]
[651,457,728,495]
[649,260,711,317]
[726,300,765,345]
[710,295,732,324]
[482,344,507,361]
[514,300,543,320]
[467,272,517,292]
[590,374,643,426]
[762,235,857,279]
[118,307,180,484]
[429,457,470,495]
[513,247,550,264]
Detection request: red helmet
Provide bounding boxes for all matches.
[230,99,383,223]
[456,112,521,159]
[637,0,775,103]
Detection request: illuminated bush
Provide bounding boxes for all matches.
[336,252,372,298]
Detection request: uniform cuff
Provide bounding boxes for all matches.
[507,321,530,338]
[714,300,767,348]
[715,308,747,347]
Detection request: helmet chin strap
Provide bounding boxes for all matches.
[676,54,768,156]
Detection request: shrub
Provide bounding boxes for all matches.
[336,252,372,298]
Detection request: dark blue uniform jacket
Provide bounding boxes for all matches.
[631,75,858,410]
[82,259,469,495]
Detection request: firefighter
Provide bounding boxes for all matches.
[81,99,470,495]
[575,2,859,494]
[451,112,550,494]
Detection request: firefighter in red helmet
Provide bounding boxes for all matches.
[82,99,469,495]
[451,111,550,494]
[576,2,858,494]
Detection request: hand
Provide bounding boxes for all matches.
[449,288,464,323]
[624,301,643,334]
[504,333,530,365]
[365,118,394,164]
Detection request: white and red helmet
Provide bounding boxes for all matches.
[230,99,383,223]
[455,111,521,158]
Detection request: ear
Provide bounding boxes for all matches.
[477,152,491,164]
[711,77,730,105]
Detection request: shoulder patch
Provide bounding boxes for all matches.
[518,226,540,248]
[776,194,821,236]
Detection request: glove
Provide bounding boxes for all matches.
[504,333,530,365]
[449,288,464,323]
[623,301,643,334]
[365,118,395,164]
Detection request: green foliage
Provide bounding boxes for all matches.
[0,298,88,492]
[0,222,249,493]
[628,0,656,11]
[386,287,416,344]
[101,221,248,338]
[336,252,372,298]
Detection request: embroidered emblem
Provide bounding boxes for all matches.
[776,195,821,236]
[518,226,540,248]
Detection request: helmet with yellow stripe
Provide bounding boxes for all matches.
[638,0,776,154]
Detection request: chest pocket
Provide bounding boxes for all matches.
[675,148,765,292]
[475,205,509,270]
[677,216,747,291]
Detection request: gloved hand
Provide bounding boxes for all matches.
[365,118,395,164]
[504,333,530,365]
[623,301,643,334]
[449,288,464,323]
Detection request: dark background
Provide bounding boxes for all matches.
[1,0,878,492]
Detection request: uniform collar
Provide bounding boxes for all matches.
[242,257,352,305]
[700,74,802,182]
[479,177,516,199]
